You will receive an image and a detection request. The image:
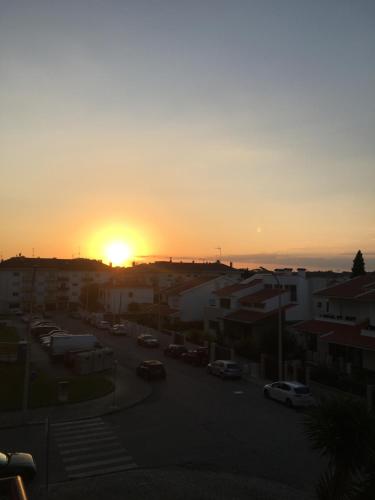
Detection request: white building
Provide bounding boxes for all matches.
[100,283,154,314]
[294,273,375,371]
[204,268,346,335]
[0,257,111,313]
[161,275,242,323]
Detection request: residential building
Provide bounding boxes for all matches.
[294,273,375,372]
[119,260,242,290]
[0,256,111,313]
[160,274,242,323]
[99,282,154,314]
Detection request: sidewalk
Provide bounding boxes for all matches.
[0,363,152,428]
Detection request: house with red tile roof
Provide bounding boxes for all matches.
[204,268,345,337]
[160,275,242,323]
[294,273,375,372]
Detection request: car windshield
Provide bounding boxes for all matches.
[226,363,239,369]
[294,386,310,395]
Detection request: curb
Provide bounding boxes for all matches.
[0,369,153,429]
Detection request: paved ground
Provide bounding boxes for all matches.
[0,314,324,500]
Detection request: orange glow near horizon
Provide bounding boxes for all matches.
[86,223,150,267]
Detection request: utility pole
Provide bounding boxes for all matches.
[260,267,283,380]
[215,247,222,261]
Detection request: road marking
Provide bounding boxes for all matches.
[68,462,137,479]
[51,417,137,479]
[233,390,244,394]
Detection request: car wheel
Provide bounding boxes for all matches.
[263,389,270,399]
[285,398,293,408]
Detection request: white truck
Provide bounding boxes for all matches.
[49,334,99,358]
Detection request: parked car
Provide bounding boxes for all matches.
[137,334,160,348]
[110,324,127,335]
[164,344,188,358]
[96,320,111,330]
[136,360,166,380]
[0,451,36,481]
[181,347,209,366]
[207,360,242,379]
[263,381,315,408]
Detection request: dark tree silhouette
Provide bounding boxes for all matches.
[351,250,366,277]
[304,397,375,499]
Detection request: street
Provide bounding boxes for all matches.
[0,315,324,499]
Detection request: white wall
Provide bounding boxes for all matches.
[177,276,237,322]
[104,287,154,313]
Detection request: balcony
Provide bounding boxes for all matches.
[316,314,363,325]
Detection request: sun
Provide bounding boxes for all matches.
[105,241,133,266]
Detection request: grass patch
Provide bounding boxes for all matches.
[0,363,114,410]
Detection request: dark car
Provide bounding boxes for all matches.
[137,334,160,348]
[164,344,188,358]
[136,360,166,380]
[181,347,209,366]
[0,452,37,481]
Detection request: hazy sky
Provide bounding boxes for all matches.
[1,0,374,269]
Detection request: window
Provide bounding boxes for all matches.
[326,302,330,313]
[317,301,322,309]
[289,285,297,302]
[13,272,20,277]
[12,292,19,297]
[128,291,133,298]
[220,298,231,309]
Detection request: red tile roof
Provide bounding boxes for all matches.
[294,319,375,352]
[224,309,269,323]
[239,288,286,305]
[315,273,375,299]
[163,277,214,296]
[214,280,262,297]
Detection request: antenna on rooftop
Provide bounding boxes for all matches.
[32,248,35,257]
[215,247,222,260]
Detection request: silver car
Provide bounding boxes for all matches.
[207,360,242,379]
[263,381,315,408]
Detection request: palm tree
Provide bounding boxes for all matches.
[303,396,375,499]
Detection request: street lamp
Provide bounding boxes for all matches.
[259,267,283,380]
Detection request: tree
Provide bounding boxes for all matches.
[352,250,366,278]
[303,396,375,499]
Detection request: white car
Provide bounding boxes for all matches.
[263,381,315,408]
[207,360,242,379]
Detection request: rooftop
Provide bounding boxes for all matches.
[239,288,286,305]
[214,280,262,297]
[314,273,375,299]
[294,319,375,351]
[0,256,110,272]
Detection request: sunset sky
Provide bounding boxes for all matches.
[1,1,374,270]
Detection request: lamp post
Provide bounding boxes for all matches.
[260,267,283,380]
